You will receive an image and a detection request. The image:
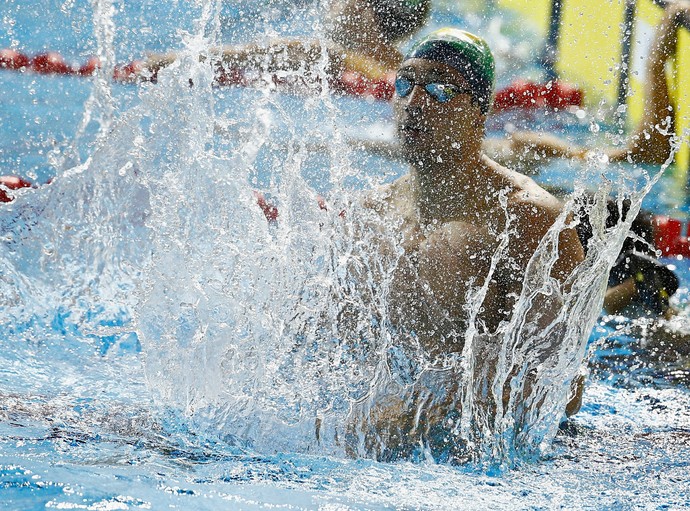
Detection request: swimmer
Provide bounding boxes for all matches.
[146,0,431,83]
[371,28,583,333]
[346,28,585,460]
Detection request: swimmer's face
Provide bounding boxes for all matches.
[394,58,485,167]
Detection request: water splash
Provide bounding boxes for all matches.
[0,0,681,469]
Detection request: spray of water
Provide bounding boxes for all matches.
[0,0,683,468]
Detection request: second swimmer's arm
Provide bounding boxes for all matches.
[147,39,397,82]
[219,40,337,73]
[609,3,687,165]
[507,131,589,161]
[145,40,342,77]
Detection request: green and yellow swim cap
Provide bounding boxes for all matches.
[404,28,495,114]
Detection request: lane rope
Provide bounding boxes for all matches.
[0,48,583,110]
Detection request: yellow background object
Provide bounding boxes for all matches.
[498,0,689,176]
[626,0,663,129]
[555,0,627,107]
[495,0,553,37]
[676,25,690,175]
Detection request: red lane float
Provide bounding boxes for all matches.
[214,65,247,88]
[0,175,33,203]
[492,79,583,111]
[255,192,345,223]
[113,60,147,83]
[0,48,584,109]
[30,52,73,75]
[331,73,584,110]
[654,216,690,258]
[332,70,396,101]
[254,191,279,223]
[1,182,333,224]
[78,56,102,76]
[0,48,30,70]
[332,74,584,109]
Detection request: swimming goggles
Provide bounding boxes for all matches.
[394,76,471,103]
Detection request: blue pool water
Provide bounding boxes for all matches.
[1,1,689,509]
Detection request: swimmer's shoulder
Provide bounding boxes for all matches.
[484,156,563,220]
[505,174,569,238]
[483,158,584,276]
[508,176,585,274]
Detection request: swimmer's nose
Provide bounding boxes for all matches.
[406,84,428,107]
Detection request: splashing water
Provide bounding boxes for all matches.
[0,0,681,472]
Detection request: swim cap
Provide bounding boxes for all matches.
[404,28,495,114]
[367,0,431,42]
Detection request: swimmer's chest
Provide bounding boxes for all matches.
[398,213,501,272]
[390,216,505,318]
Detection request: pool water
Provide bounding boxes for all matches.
[1,0,690,509]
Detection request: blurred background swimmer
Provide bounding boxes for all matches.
[145,0,431,84]
[573,197,679,318]
[494,1,689,169]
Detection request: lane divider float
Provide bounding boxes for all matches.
[0,175,34,203]
[653,216,690,258]
[0,48,584,111]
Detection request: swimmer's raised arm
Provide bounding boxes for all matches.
[146,41,340,77]
[608,2,689,165]
[218,40,339,75]
[494,131,588,167]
